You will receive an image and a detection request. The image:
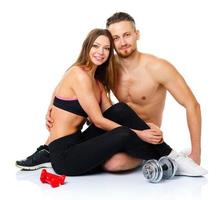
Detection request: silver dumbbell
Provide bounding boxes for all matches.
[142,156,177,183]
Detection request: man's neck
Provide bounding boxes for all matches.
[117,51,141,72]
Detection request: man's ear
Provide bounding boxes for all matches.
[136,30,140,40]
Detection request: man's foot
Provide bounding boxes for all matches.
[16,145,51,170]
[179,148,191,156]
[168,150,208,176]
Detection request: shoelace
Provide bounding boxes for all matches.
[26,150,39,160]
[26,147,44,160]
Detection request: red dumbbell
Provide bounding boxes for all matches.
[40,169,66,188]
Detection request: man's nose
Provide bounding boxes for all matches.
[120,38,127,46]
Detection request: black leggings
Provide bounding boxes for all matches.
[49,102,172,176]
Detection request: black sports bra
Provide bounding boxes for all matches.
[53,96,88,117]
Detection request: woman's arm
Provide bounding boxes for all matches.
[72,70,120,131]
[98,83,163,144]
[73,68,163,144]
[98,82,113,112]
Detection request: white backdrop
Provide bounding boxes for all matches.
[0,0,222,199]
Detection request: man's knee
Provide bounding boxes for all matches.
[103,153,142,172]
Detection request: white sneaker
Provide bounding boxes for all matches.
[179,148,191,156]
[168,150,208,176]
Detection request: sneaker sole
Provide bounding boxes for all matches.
[15,162,52,171]
[175,170,208,177]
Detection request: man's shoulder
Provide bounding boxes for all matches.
[141,53,171,70]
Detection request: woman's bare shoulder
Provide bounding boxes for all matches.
[66,65,90,82]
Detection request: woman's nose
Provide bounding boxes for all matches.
[97,47,104,54]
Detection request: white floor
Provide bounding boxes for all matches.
[1,1,223,199]
[10,168,206,200]
[1,158,220,200]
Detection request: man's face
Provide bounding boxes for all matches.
[108,21,139,58]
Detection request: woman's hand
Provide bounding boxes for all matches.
[134,129,163,144]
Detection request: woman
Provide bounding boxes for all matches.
[17,28,172,176]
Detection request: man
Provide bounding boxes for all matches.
[16,12,207,176]
[103,12,203,169]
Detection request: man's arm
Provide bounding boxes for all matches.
[154,59,201,164]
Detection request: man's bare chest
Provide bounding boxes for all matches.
[115,74,160,104]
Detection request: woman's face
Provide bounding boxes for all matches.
[89,35,111,66]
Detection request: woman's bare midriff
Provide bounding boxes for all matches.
[48,106,86,143]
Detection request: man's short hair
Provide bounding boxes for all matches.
[106,12,135,28]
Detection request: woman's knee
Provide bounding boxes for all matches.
[110,126,133,139]
[103,102,134,123]
[103,102,130,115]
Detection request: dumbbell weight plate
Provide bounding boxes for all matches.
[142,159,163,183]
[158,156,177,179]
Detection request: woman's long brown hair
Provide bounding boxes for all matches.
[71,28,117,95]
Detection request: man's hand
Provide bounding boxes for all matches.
[134,129,163,144]
[45,106,54,131]
[146,122,160,131]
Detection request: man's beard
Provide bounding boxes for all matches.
[116,47,136,58]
